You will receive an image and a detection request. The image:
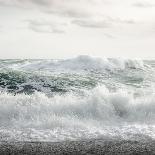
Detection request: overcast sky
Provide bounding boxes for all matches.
[0,0,155,59]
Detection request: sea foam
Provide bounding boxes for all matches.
[0,85,155,141]
[0,85,155,129]
[0,57,154,142]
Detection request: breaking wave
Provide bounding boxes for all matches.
[1,85,155,141]
[0,56,155,142]
[1,55,145,72]
[1,85,155,126]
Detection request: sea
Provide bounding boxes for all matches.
[0,55,155,142]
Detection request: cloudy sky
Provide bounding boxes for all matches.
[0,0,155,59]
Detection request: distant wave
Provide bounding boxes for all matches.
[1,55,145,72]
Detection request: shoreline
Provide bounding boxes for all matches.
[1,138,155,155]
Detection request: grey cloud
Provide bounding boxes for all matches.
[114,18,135,24]
[0,0,93,19]
[0,0,50,6]
[133,2,155,8]
[0,0,135,23]
[72,17,135,29]
[0,0,136,33]
[29,0,52,6]
[33,0,93,19]
[72,19,115,38]
[72,19,111,29]
[26,19,66,34]
[45,8,91,19]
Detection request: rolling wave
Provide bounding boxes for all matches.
[0,55,146,72]
[0,86,155,141]
[0,56,155,142]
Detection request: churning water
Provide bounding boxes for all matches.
[0,55,155,142]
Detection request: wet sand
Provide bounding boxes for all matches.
[0,138,155,155]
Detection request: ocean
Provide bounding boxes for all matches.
[0,55,155,143]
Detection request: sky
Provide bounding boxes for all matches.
[0,0,155,59]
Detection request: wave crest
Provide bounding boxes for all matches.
[1,85,155,141]
[4,55,145,72]
[0,85,155,129]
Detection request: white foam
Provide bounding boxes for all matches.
[0,85,155,141]
[1,86,155,127]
